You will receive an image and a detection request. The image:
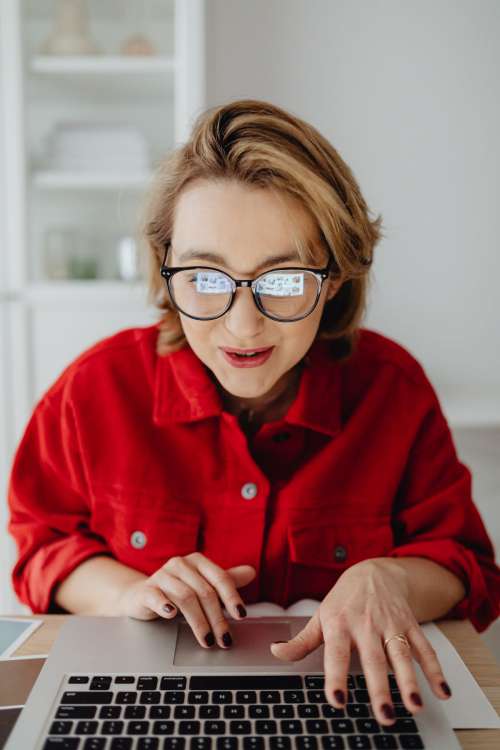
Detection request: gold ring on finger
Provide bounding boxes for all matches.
[383,633,411,653]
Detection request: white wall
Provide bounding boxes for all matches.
[206,0,500,426]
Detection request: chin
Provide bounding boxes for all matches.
[218,370,275,399]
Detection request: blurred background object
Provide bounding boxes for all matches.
[39,0,100,56]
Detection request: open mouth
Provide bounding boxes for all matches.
[220,346,274,368]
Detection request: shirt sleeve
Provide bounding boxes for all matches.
[7,385,112,613]
[388,376,500,632]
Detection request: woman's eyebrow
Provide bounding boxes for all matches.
[176,248,302,273]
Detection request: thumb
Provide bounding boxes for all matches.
[271,612,323,661]
[226,564,257,589]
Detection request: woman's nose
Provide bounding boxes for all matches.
[224,287,265,338]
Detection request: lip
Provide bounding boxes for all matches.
[220,345,274,368]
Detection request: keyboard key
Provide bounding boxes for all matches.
[243,739,264,750]
[49,722,72,735]
[261,691,281,703]
[298,705,319,718]
[236,691,257,704]
[99,706,121,719]
[280,720,302,734]
[347,738,370,749]
[150,705,171,719]
[255,720,278,734]
[191,740,212,750]
[399,738,424,749]
[307,691,325,704]
[321,705,345,718]
[68,676,89,684]
[115,676,135,684]
[204,721,226,734]
[127,720,150,734]
[270,739,291,750]
[224,705,245,719]
[176,705,196,719]
[56,706,97,719]
[179,721,202,735]
[90,676,112,690]
[296,738,317,750]
[354,690,370,704]
[189,691,210,704]
[284,691,305,704]
[355,675,367,690]
[138,677,158,690]
[200,706,221,719]
[382,718,418,734]
[331,719,354,733]
[305,676,324,689]
[394,705,412,718]
[320,739,345,749]
[74,721,98,734]
[115,692,137,704]
[164,740,186,750]
[163,691,185,704]
[83,739,105,750]
[124,705,146,719]
[153,720,175,734]
[101,720,124,734]
[347,676,355,690]
[390,690,402,703]
[62,691,112,704]
[110,740,132,750]
[229,720,252,734]
[217,740,237,750]
[140,691,161,704]
[213,691,232,704]
[137,740,159,750]
[346,705,369,718]
[273,705,294,718]
[250,705,270,718]
[190,676,302,690]
[161,677,187,690]
[43,740,80,750]
[373,737,397,749]
[356,719,380,733]
[305,720,328,734]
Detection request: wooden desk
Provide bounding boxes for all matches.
[6,616,500,750]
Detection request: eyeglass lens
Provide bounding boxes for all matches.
[169,268,320,320]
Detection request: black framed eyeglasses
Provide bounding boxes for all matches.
[160,242,337,322]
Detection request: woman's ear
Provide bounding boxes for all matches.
[326,275,343,301]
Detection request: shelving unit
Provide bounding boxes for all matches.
[0,0,206,447]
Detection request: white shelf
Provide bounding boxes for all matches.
[31,55,176,75]
[25,280,149,304]
[32,170,152,190]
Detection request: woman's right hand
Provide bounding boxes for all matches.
[115,552,256,649]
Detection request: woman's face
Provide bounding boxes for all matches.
[170,179,340,400]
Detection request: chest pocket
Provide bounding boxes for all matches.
[284,515,394,605]
[89,490,201,576]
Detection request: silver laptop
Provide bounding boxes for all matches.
[6,615,461,750]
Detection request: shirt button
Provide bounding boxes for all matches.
[241,482,258,500]
[130,531,147,549]
[334,545,347,562]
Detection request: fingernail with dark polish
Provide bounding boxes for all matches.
[222,632,232,647]
[237,604,247,618]
[441,681,452,697]
[381,704,395,720]
[410,692,423,707]
[334,690,345,705]
[205,631,215,647]
[162,604,175,614]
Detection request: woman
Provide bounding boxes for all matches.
[8,99,500,728]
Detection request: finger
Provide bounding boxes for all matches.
[383,633,423,715]
[190,554,254,619]
[166,558,232,648]
[270,611,323,661]
[356,629,395,726]
[322,618,352,709]
[155,568,215,649]
[142,585,178,620]
[407,624,452,700]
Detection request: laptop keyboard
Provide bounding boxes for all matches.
[41,674,425,750]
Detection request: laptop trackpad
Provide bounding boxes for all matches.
[174,621,293,667]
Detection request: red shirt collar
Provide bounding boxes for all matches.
[153,337,342,437]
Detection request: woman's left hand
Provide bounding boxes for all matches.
[270,558,452,726]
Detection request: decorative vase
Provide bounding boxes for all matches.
[40,0,100,56]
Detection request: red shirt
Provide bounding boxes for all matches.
[7,324,500,631]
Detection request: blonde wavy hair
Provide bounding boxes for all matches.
[140,99,383,359]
